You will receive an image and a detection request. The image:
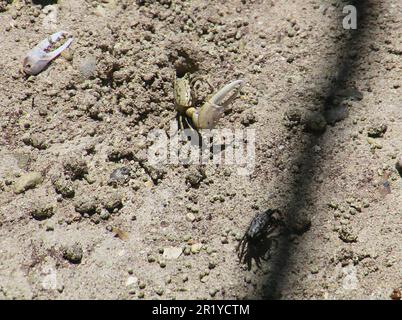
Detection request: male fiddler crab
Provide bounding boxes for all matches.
[23,31,73,76]
[173,73,244,130]
[237,209,282,270]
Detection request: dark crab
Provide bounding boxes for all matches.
[237,209,282,270]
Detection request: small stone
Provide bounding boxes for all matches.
[53,176,75,198]
[57,284,64,293]
[221,237,229,244]
[126,276,138,287]
[108,167,131,186]
[284,108,302,126]
[104,193,123,212]
[91,215,101,224]
[61,49,73,61]
[22,133,48,150]
[390,288,401,300]
[14,172,43,194]
[241,112,256,126]
[31,203,54,221]
[155,287,164,296]
[338,226,358,243]
[208,261,216,269]
[63,243,83,264]
[209,288,219,297]
[328,202,339,210]
[367,137,383,149]
[191,243,202,254]
[142,72,155,83]
[79,55,97,79]
[84,173,96,184]
[45,223,54,231]
[349,201,362,213]
[162,247,183,260]
[310,265,320,274]
[186,212,196,222]
[63,155,88,180]
[183,247,191,255]
[100,209,110,220]
[349,208,358,215]
[367,123,387,138]
[185,168,206,188]
[206,247,215,255]
[74,196,98,215]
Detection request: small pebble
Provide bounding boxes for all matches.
[155,287,164,296]
[209,288,219,297]
[186,212,196,222]
[31,203,54,221]
[163,247,183,260]
[126,276,138,287]
[14,172,43,194]
[63,243,83,264]
[100,210,110,220]
[367,123,387,138]
[191,243,202,254]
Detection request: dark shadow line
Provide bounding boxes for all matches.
[257,0,379,299]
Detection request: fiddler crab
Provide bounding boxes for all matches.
[23,31,73,76]
[237,209,282,269]
[173,73,244,130]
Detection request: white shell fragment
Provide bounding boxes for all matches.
[23,31,73,76]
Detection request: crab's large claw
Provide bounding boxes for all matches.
[196,80,244,129]
[23,31,73,76]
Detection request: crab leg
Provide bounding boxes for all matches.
[23,31,73,76]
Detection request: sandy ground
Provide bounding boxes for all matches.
[0,0,401,300]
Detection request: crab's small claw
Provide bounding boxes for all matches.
[196,80,244,129]
[23,31,73,76]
